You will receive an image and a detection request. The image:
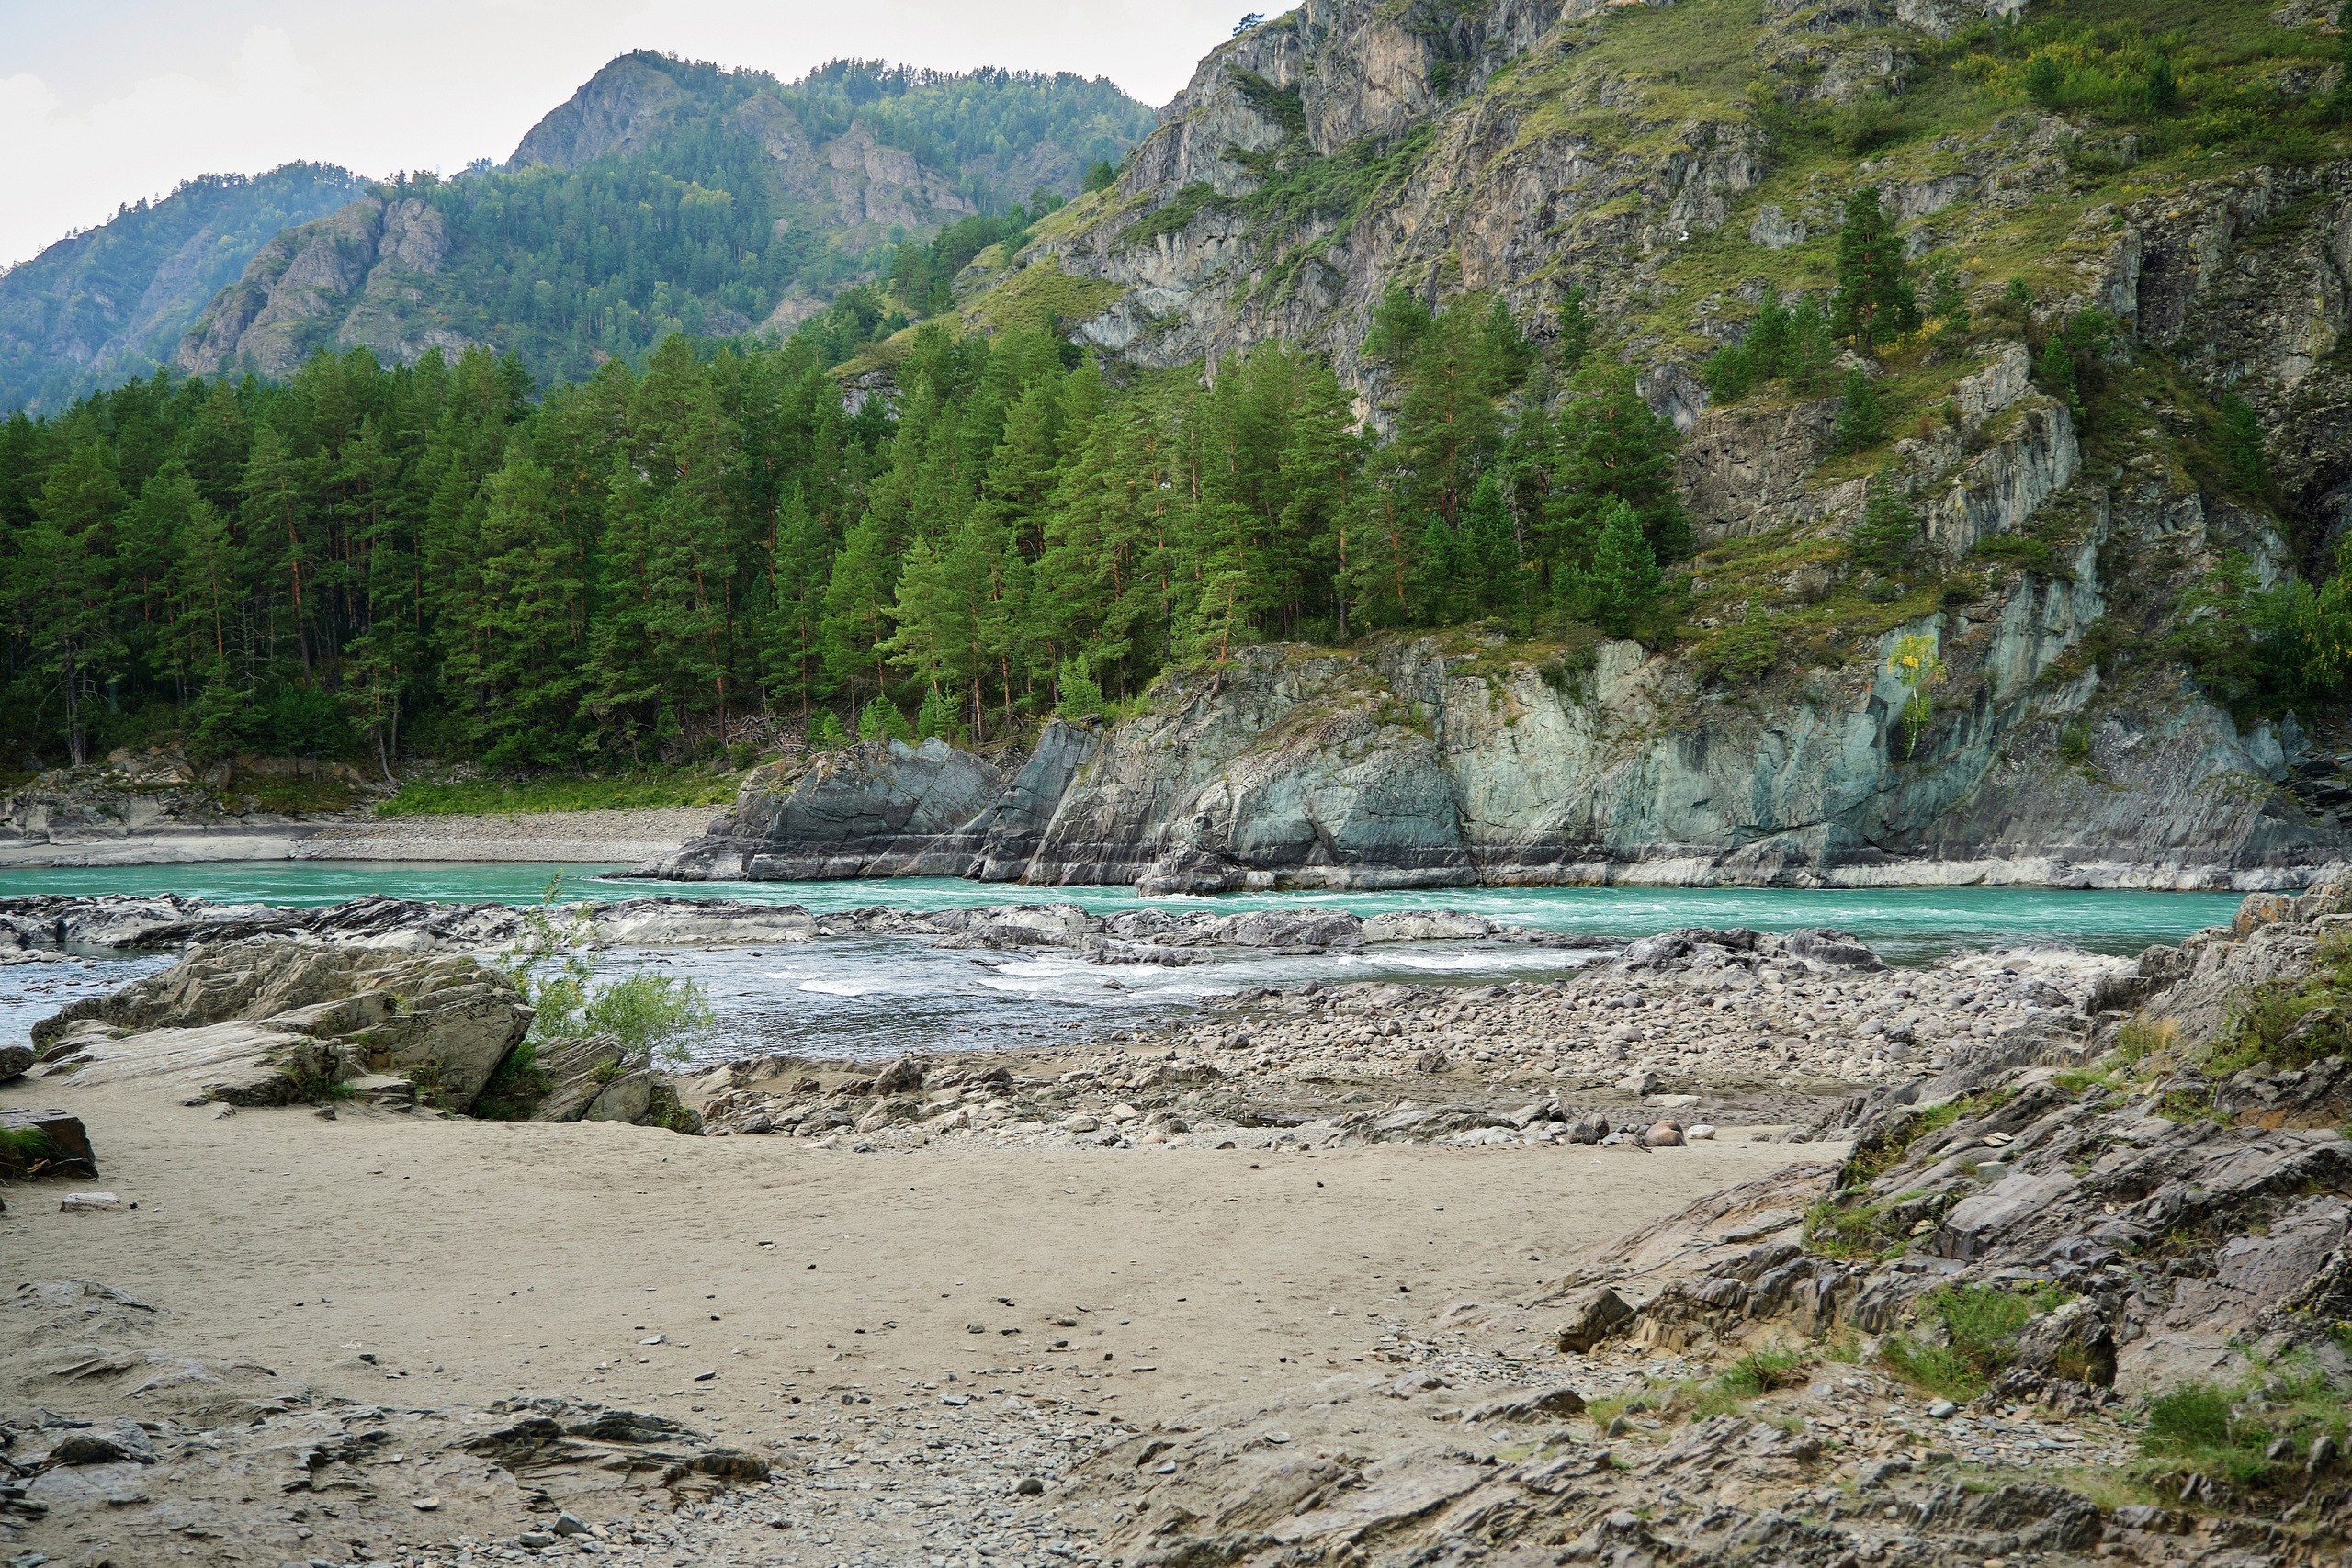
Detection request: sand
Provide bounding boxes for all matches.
[290,808,718,864]
[16,1081,1822,1434]
[0,807,718,869]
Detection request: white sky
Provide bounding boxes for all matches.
[0,0,1248,268]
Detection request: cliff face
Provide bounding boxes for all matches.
[177,195,463,379]
[658,543,2337,893]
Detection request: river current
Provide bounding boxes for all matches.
[0,864,2247,1062]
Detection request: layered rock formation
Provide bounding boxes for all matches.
[28,942,533,1111]
[651,618,2343,892]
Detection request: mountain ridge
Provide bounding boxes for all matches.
[167,52,1154,390]
[0,163,364,416]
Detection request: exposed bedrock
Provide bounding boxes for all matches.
[648,616,2345,894]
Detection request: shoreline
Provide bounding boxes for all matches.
[0,807,720,868]
[0,810,2339,893]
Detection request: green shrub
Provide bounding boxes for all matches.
[582,972,716,1066]
[471,1040,551,1121]
[1705,600,1780,684]
[1718,1346,1813,1398]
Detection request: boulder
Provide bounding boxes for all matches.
[29,941,529,1111]
[585,1070,656,1125]
[526,1033,633,1123]
[0,1107,96,1178]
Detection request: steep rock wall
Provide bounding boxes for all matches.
[653,538,2343,893]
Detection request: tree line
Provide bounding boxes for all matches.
[0,288,1685,774]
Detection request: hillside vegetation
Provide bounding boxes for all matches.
[170,54,1154,392]
[0,1,2348,811]
[0,164,362,416]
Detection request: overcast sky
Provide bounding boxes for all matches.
[0,0,1246,268]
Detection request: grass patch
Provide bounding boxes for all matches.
[234,771,360,815]
[1717,1346,1815,1399]
[964,262,1126,334]
[1880,1282,2071,1400]
[2205,930,2352,1075]
[2138,1367,2352,1498]
[0,1124,54,1177]
[379,768,740,817]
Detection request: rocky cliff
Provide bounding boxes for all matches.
[654,593,2342,894]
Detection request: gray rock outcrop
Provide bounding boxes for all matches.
[650,615,2345,893]
[1555,881,2352,1408]
[29,941,531,1111]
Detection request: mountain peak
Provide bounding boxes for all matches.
[508,51,704,171]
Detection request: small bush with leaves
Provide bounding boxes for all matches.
[1705,600,1780,684]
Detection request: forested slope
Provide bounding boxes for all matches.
[3,2,2352,886]
[170,54,1153,390]
[0,164,363,417]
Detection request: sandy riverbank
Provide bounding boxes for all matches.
[5,1071,1821,1566]
[0,807,719,869]
[290,807,720,863]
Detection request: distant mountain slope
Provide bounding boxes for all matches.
[175,54,1155,388]
[0,163,363,415]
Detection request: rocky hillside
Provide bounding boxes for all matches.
[654,0,2352,890]
[173,53,1153,386]
[0,163,360,414]
[653,615,2345,890]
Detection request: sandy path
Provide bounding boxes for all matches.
[17,1082,1820,1438]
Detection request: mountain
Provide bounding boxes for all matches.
[7,0,2352,901]
[0,164,363,415]
[172,53,1155,389]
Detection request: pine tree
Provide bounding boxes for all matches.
[1851,465,1921,573]
[23,444,126,765]
[1833,368,1887,456]
[1583,499,1663,638]
[1830,187,1919,355]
